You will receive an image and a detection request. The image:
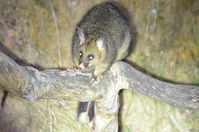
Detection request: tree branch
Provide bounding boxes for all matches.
[0,52,100,101]
[115,62,199,111]
[0,51,199,132]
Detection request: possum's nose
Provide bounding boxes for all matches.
[80,62,86,69]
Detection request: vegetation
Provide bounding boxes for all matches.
[0,0,198,131]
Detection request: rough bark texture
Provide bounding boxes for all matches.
[0,52,198,131]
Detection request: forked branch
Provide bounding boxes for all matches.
[0,52,198,132]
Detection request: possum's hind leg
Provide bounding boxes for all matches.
[116,31,131,61]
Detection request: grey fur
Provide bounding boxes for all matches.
[71,2,131,76]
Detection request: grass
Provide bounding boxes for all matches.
[195,27,199,52]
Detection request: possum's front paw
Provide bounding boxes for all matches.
[90,74,102,85]
[66,66,80,72]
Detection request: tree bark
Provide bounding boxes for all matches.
[0,51,199,132]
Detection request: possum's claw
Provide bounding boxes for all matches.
[90,74,102,86]
[66,66,80,72]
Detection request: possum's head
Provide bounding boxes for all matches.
[77,28,106,69]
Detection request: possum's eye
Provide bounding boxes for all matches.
[87,54,95,61]
[79,50,83,58]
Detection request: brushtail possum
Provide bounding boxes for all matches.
[71,2,131,122]
[71,2,131,78]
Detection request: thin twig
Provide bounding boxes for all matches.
[49,1,63,67]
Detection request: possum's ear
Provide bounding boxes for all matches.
[77,27,85,45]
[96,37,106,50]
